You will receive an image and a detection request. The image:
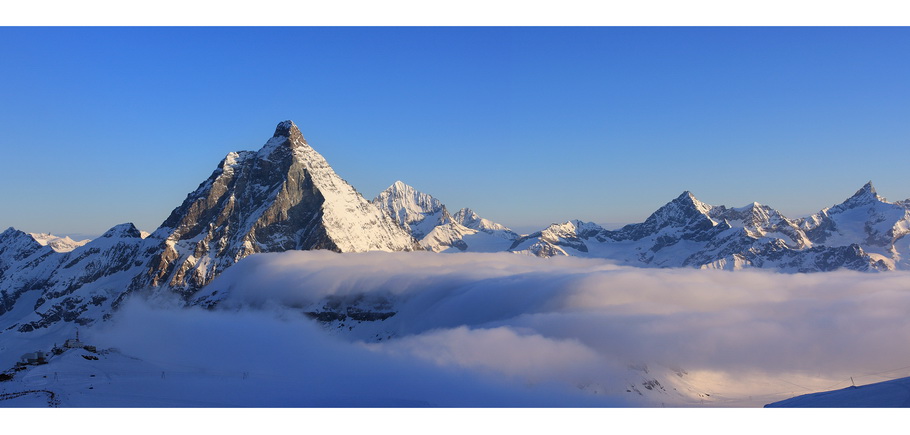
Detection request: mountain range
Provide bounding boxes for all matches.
[374,178,909,273]
[2,120,909,342]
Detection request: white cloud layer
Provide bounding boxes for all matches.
[94,251,910,406]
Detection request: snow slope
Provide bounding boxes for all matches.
[766,375,910,407]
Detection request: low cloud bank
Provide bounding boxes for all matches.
[91,300,621,407]
[97,251,910,405]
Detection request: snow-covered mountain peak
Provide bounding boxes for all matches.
[2,227,25,240]
[841,181,881,207]
[372,181,451,239]
[272,120,304,140]
[723,202,772,220]
[379,180,435,203]
[256,120,311,161]
[674,191,713,215]
[99,223,143,239]
[0,227,44,252]
[544,220,604,237]
[453,207,477,221]
[453,208,517,236]
[390,180,408,191]
[28,233,91,253]
[638,191,716,230]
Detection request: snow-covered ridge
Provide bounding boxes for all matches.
[372,181,453,239]
[371,181,519,253]
[28,233,91,253]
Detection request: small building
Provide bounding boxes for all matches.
[19,351,48,365]
[64,338,84,349]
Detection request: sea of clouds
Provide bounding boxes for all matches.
[90,251,910,407]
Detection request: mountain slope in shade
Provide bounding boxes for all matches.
[766,375,910,407]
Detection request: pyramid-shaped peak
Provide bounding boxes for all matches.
[845,181,880,204]
[375,181,442,210]
[100,223,142,239]
[390,180,414,192]
[675,190,705,205]
[377,181,428,201]
[855,181,876,196]
[0,227,37,244]
[273,120,300,137]
[743,201,770,211]
[667,190,713,215]
[455,207,477,218]
[259,120,307,157]
[674,191,699,202]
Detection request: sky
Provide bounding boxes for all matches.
[1,26,909,236]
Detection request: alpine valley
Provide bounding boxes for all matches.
[2,121,910,407]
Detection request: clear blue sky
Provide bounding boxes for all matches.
[1,27,909,236]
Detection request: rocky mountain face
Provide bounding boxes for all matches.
[0,121,419,336]
[131,121,419,299]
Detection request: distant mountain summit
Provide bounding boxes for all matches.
[372,181,519,252]
[372,181,453,239]
[799,181,909,255]
[28,233,91,253]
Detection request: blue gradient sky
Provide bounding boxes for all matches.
[1,27,909,236]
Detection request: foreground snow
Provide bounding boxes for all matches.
[767,376,910,407]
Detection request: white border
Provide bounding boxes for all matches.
[2,0,910,26]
